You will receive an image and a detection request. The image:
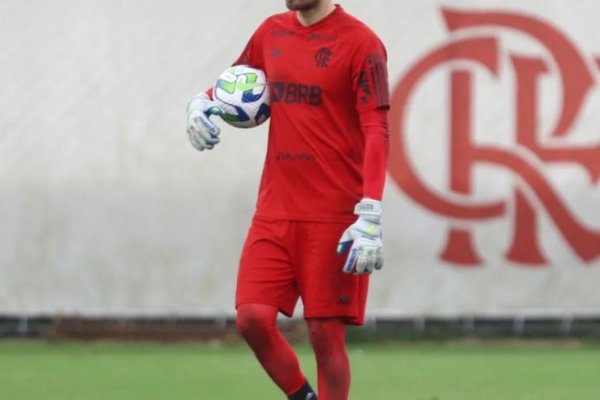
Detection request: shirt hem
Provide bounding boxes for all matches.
[254,210,356,223]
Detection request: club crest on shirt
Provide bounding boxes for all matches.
[315,47,333,68]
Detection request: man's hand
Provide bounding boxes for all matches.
[337,198,384,275]
[186,92,223,151]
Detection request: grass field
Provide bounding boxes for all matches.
[1,341,599,400]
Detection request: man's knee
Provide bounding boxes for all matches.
[236,303,278,337]
[307,318,346,354]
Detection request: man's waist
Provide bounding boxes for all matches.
[254,208,356,223]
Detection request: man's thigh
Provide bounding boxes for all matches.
[236,217,299,317]
[293,221,369,325]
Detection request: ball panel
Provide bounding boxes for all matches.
[213,65,270,128]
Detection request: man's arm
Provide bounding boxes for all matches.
[337,110,389,275]
[337,32,390,275]
[186,21,267,151]
[361,109,389,201]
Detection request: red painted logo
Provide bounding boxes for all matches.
[389,8,600,266]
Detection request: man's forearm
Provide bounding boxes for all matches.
[360,109,390,200]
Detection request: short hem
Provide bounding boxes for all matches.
[303,312,365,326]
[235,300,295,318]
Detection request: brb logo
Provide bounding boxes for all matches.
[388,8,600,266]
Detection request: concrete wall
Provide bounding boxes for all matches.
[1,0,598,317]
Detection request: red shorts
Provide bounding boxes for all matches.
[236,216,369,325]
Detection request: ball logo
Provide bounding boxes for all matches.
[388,8,600,266]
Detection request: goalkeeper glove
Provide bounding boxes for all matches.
[186,92,223,151]
[337,198,384,275]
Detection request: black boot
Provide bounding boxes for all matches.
[288,381,317,400]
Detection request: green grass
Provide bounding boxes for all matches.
[1,341,599,399]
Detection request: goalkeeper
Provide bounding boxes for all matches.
[186,1,389,399]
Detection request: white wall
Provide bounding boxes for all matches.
[0,0,598,317]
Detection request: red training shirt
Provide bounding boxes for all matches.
[233,5,389,222]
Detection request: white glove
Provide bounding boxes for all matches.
[186,92,223,151]
[337,198,384,275]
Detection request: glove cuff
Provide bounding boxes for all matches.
[354,198,382,222]
[187,91,211,115]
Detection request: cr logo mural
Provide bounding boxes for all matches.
[389,8,600,266]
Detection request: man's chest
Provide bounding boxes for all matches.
[262,30,353,106]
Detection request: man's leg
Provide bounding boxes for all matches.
[307,318,350,400]
[293,221,368,400]
[237,303,316,399]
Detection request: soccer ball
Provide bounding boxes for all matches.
[213,65,270,128]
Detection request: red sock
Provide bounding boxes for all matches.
[236,304,307,396]
[308,318,350,400]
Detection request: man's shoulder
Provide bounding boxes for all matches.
[266,10,294,23]
[337,9,383,44]
[249,11,295,40]
[260,11,294,30]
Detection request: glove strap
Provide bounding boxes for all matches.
[354,198,382,222]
